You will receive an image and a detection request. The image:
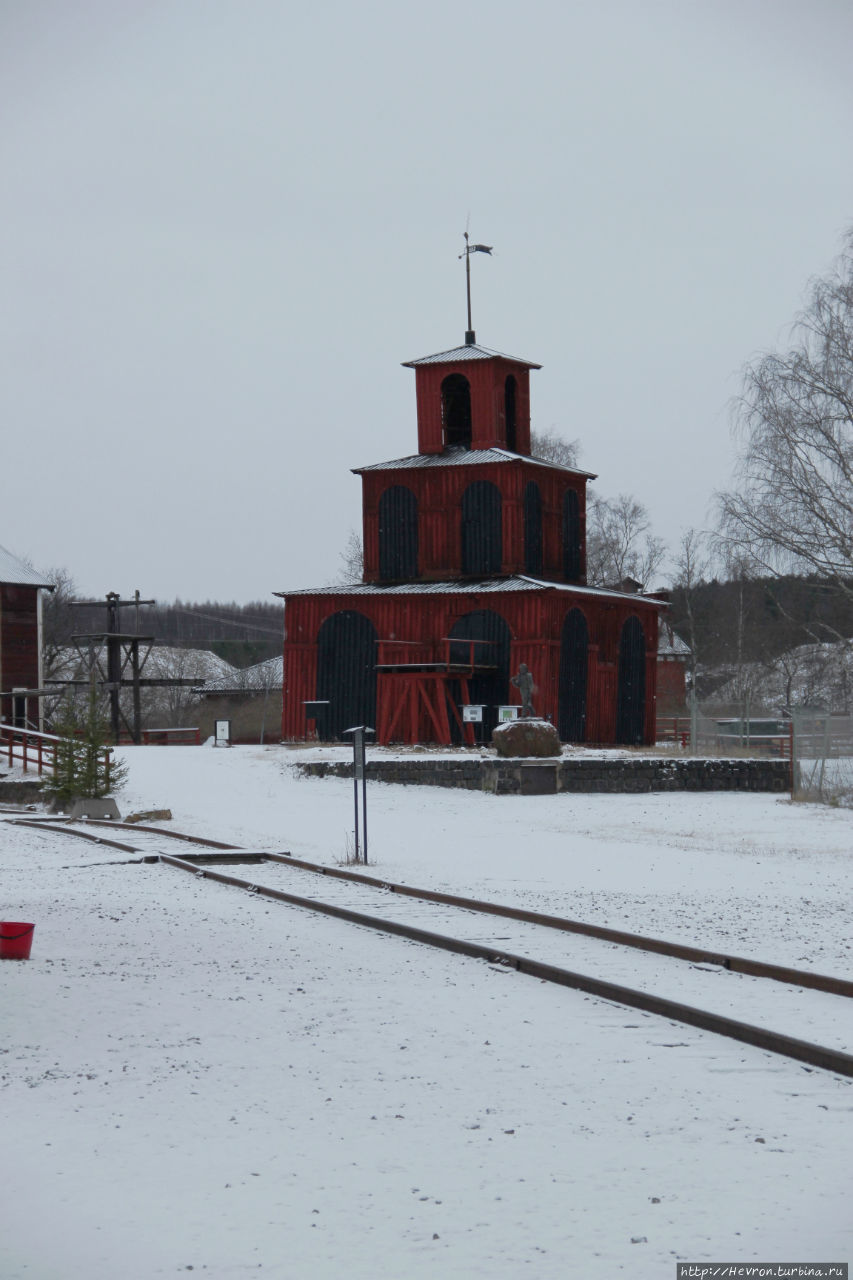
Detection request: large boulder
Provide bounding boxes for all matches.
[492,718,562,758]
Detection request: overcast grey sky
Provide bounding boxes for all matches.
[3,0,853,603]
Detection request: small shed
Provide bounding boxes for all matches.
[0,545,54,730]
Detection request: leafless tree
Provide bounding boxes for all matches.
[717,228,853,600]
[586,492,666,590]
[35,564,77,683]
[529,429,581,469]
[668,528,710,684]
[337,528,364,584]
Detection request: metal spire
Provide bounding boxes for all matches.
[459,232,493,345]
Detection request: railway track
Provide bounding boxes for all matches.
[6,811,853,1079]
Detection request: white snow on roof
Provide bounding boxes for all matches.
[402,342,541,369]
[353,448,595,478]
[195,655,283,695]
[276,574,666,606]
[0,544,54,589]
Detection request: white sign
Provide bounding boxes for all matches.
[497,705,520,723]
[462,704,484,723]
[214,719,232,747]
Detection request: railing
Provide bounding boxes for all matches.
[656,717,793,759]
[0,722,115,781]
[375,638,498,672]
[141,727,200,746]
[0,722,59,776]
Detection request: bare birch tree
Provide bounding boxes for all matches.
[529,429,581,469]
[586,492,666,590]
[717,229,853,599]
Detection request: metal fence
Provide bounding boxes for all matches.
[790,710,853,806]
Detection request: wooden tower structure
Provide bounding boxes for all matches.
[279,329,664,746]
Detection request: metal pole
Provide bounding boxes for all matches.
[361,763,368,865]
[465,234,472,333]
[352,762,360,863]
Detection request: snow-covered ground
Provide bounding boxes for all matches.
[2,745,851,1279]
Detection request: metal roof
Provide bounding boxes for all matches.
[276,575,666,606]
[0,544,54,589]
[353,448,595,479]
[402,342,541,370]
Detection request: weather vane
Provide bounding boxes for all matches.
[459,231,492,345]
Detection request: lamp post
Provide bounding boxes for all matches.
[342,725,374,864]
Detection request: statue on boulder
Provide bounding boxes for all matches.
[511,663,536,717]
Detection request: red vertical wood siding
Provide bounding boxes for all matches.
[281,587,660,745]
[360,462,588,584]
[413,359,532,454]
[0,585,40,723]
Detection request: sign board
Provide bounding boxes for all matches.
[498,705,521,723]
[214,719,232,747]
[462,704,484,723]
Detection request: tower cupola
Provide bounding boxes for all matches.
[401,342,541,456]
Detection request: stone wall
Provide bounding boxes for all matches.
[295,756,791,796]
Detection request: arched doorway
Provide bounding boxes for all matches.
[558,608,588,742]
[524,481,543,576]
[441,374,472,448]
[461,481,502,575]
[616,616,646,745]
[448,609,511,741]
[316,611,377,740]
[378,485,418,581]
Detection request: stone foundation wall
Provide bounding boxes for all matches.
[295,756,791,796]
[0,779,46,804]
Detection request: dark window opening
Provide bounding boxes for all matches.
[378,485,418,581]
[523,481,543,576]
[441,374,472,448]
[461,481,502,575]
[558,609,588,742]
[616,616,646,745]
[448,609,512,742]
[505,376,517,452]
[316,611,377,741]
[562,489,581,580]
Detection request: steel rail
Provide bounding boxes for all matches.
[11,812,850,1000]
[257,851,853,1000]
[10,818,142,855]
[159,853,853,1080]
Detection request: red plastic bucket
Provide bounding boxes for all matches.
[0,923,35,960]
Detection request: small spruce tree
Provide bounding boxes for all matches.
[51,678,127,805]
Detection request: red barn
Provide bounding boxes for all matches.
[0,545,54,730]
[279,335,664,745]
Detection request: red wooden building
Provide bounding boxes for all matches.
[279,334,664,745]
[0,545,54,730]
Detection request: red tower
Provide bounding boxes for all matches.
[279,333,663,746]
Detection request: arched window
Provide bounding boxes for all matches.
[378,485,418,581]
[448,609,512,741]
[562,489,581,580]
[523,481,542,576]
[504,375,517,452]
[616,616,646,745]
[461,481,502,575]
[316,611,377,740]
[558,609,588,742]
[441,374,472,448]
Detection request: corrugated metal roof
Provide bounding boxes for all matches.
[276,575,667,606]
[402,343,541,370]
[353,448,595,478]
[0,544,54,589]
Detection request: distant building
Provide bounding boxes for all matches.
[279,330,665,745]
[657,620,691,713]
[0,545,54,730]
